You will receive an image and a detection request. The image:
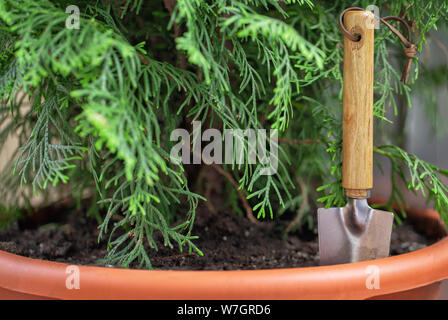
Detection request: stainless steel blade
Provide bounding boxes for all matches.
[318,198,394,265]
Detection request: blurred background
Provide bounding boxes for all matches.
[372,26,448,208]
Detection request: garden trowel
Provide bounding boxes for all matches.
[318,10,394,266]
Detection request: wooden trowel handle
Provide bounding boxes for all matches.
[342,10,374,198]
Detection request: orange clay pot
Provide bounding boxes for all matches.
[0,203,447,300]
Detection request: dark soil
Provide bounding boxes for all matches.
[0,201,442,270]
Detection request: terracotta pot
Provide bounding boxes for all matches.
[0,204,447,300]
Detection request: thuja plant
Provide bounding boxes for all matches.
[0,0,447,268]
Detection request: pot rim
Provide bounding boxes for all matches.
[0,207,447,300]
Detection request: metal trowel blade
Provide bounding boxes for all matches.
[318,198,394,266]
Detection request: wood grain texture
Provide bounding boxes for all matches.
[342,10,374,198]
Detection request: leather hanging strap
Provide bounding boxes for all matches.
[339,7,417,84]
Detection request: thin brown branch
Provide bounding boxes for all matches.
[210,163,259,224]
[431,36,448,65]
[137,53,150,65]
[163,0,187,69]
[278,138,322,145]
[188,147,258,224]
[285,175,308,233]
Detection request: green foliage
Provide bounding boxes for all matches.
[0,204,21,230]
[0,0,447,268]
[375,145,448,225]
[15,85,84,192]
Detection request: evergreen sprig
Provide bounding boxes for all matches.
[375,145,448,224]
